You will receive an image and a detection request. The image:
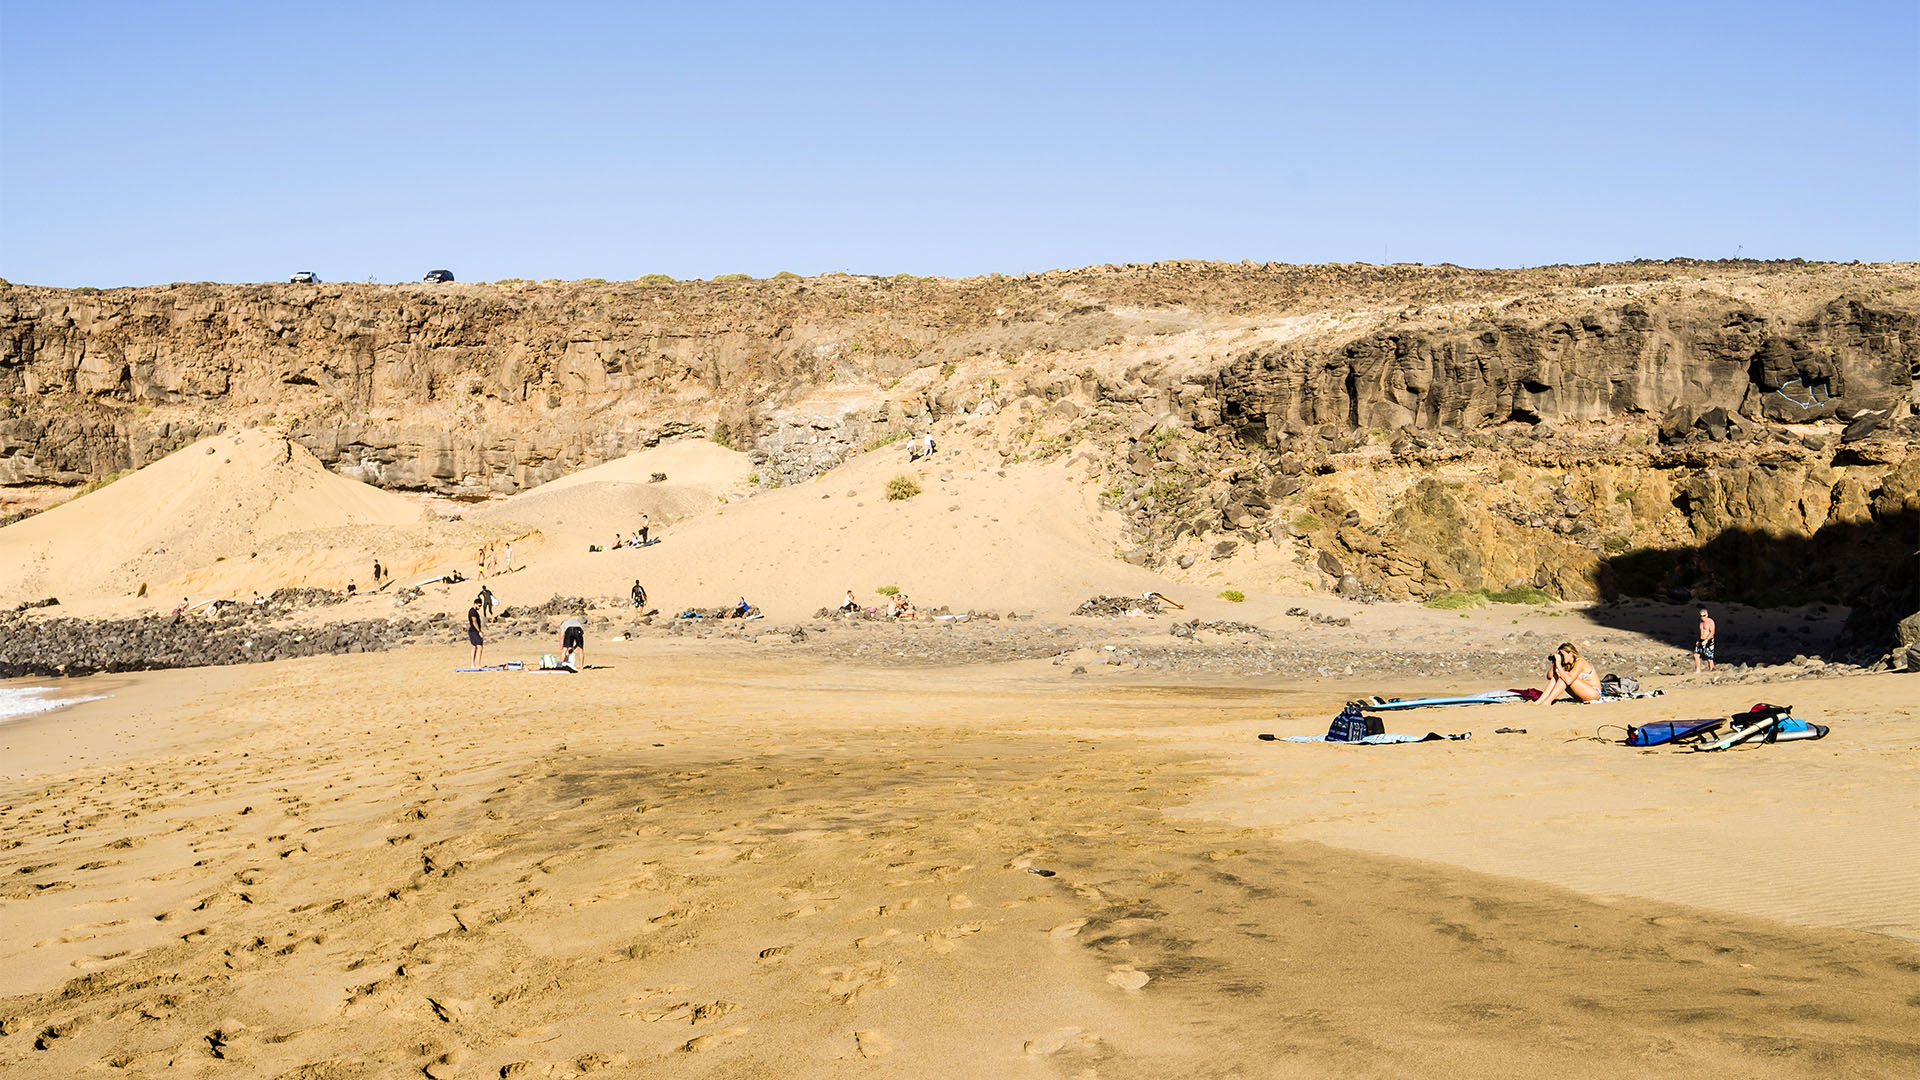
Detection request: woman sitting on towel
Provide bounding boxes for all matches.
[1538,642,1600,705]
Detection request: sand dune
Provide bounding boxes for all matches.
[0,429,425,607]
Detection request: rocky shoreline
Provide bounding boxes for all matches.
[1,590,1901,687]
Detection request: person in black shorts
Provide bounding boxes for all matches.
[630,580,647,608]
[467,603,485,667]
[560,617,586,670]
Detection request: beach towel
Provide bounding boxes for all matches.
[1264,732,1472,744]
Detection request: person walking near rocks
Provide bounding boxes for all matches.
[467,602,486,667]
[476,585,496,618]
[373,560,383,584]
[1694,609,1717,673]
[630,580,647,608]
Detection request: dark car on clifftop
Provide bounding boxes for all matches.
[423,269,455,283]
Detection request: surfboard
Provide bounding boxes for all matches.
[1362,693,1520,710]
[1695,717,1828,750]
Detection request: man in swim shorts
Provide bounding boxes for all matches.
[468,603,485,667]
[1694,608,1716,673]
[560,617,586,670]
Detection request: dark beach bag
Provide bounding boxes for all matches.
[1328,704,1387,743]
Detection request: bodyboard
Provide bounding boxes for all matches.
[1625,718,1724,747]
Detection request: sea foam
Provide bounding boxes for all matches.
[0,686,107,723]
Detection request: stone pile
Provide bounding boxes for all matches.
[1075,595,1164,617]
[0,611,437,678]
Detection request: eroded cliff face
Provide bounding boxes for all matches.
[1213,296,1917,438]
[2,261,1916,646]
[4,260,1913,495]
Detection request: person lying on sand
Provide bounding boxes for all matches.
[1537,642,1600,705]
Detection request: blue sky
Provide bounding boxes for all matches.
[2,1,1915,286]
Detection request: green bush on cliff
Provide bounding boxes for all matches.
[886,475,921,501]
[712,273,751,283]
[1218,589,1245,603]
[1487,585,1555,605]
[1426,585,1557,610]
[636,274,675,286]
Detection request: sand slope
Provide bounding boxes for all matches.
[478,437,1184,622]
[0,430,426,607]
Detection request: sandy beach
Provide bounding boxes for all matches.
[3,634,1916,1078]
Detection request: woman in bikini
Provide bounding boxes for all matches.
[1538,641,1600,705]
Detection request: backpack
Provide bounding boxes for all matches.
[1328,704,1386,743]
[1600,673,1640,698]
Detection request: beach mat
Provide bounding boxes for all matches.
[1259,732,1471,744]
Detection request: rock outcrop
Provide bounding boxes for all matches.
[5,261,1915,494]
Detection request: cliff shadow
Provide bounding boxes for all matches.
[1582,508,1918,664]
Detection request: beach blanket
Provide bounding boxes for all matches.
[1263,732,1472,744]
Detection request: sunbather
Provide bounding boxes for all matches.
[1537,642,1600,705]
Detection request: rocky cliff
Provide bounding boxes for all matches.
[3,260,1917,651]
[3,260,1912,492]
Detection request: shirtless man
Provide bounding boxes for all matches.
[1694,609,1716,673]
[1538,642,1600,705]
[467,603,486,667]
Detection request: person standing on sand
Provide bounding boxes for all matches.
[560,617,586,670]
[503,543,513,573]
[637,515,650,545]
[468,602,486,667]
[1537,642,1600,705]
[631,580,647,608]
[1694,609,1717,673]
[373,560,383,584]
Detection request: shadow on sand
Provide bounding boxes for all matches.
[1580,508,1917,664]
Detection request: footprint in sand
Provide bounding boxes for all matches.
[1106,965,1151,991]
[1049,919,1088,940]
[854,1030,892,1058]
[1025,1026,1105,1055]
[855,929,901,948]
[818,964,896,1004]
[757,946,792,964]
[680,1027,746,1052]
[947,893,973,910]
